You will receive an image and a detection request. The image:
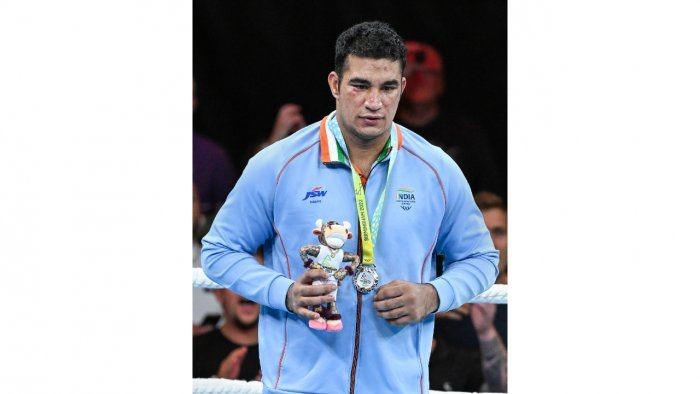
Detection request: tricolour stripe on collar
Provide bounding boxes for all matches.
[319,115,404,165]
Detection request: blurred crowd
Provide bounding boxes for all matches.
[193,41,507,392]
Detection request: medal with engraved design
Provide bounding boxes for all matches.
[353,264,379,293]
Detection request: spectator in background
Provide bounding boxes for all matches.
[470,302,507,392]
[396,41,504,197]
[193,81,237,216]
[256,103,307,152]
[430,313,484,392]
[193,184,221,335]
[430,302,507,392]
[193,288,262,380]
[193,184,208,252]
[474,191,507,284]
[430,191,508,392]
[473,191,507,351]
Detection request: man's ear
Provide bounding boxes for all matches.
[328,71,340,99]
[401,76,407,94]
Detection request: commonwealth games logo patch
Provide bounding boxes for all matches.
[395,187,415,211]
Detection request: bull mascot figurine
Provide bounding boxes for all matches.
[299,219,360,331]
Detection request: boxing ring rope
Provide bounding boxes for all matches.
[193,267,508,304]
[193,378,497,394]
[192,267,508,394]
[193,379,262,394]
[193,267,225,289]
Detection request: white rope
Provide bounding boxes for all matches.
[192,378,500,394]
[192,268,507,304]
[193,267,224,289]
[469,284,507,304]
[192,379,262,394]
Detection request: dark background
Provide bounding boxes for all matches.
[194,0,506,195]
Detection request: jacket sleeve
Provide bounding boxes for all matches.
[201,151,294,312]
[428,154,499,312]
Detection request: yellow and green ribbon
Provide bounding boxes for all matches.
[327,113,398,266]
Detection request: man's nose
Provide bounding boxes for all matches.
[365,90,382,111]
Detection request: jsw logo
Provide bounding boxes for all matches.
[302,186,328,201]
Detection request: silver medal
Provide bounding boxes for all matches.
[353,265,379,293]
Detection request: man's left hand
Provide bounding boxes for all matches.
[373,280,439,326]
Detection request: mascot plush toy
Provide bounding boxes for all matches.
[299,219,360,331]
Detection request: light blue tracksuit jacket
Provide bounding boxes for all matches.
[201,115,499,394]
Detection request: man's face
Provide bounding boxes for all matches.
[328,55,406,142]
[215,289,259,329]
[482,208,507,272]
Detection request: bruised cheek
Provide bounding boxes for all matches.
[346,89,365,105]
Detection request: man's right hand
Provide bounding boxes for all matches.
[285,268,336,320]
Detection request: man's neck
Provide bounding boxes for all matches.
[339,127,390,176]
[220,321,258,346]
[397,102,440,128]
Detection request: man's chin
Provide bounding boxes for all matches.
[234,316,259,330]
[353,125,389,140]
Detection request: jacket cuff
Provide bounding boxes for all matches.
[428,277,456,313]
[268,275,295,312]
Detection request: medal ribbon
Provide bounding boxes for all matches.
[327,113,398,266]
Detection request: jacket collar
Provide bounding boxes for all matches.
[319,114,403,165]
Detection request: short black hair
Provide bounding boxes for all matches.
[334,21,407,81]
[474,191,507,213]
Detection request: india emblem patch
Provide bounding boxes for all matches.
[395,187,416,211]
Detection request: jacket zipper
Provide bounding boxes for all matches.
[348,222,362,394]
[349,169,369,394]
